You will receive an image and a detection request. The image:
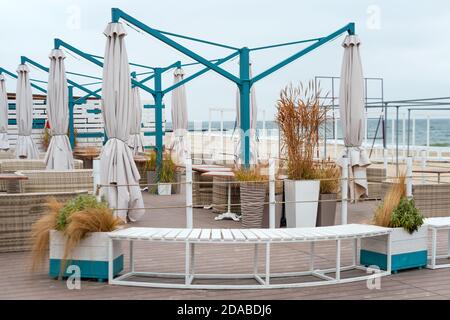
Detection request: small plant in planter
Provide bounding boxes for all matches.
[275,81,327,228]
[361,175,427,273]
[158,155,176,196]
[314,161,340,226]
[30,195,124,281]
[234,166,267,228]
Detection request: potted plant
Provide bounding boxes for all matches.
[360,175,427,273]
[235,166,267,228]
[275,81,326,228]
[30,195,124,281]
[145,150,157,194]
[158,155,176,196]
[315,161,340,226]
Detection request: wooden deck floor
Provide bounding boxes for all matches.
[1,191,450,300]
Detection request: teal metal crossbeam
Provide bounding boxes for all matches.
[0,67,47,93]
[111,8,241,85]
[110,8,355,167]
[252,23,355,84]
[21,56,101,99]
[54,39,156,96]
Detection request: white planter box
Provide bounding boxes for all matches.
[284,179,320,228]
[360,226,428,272]
[49,230,123,280]
[158,183,172,195]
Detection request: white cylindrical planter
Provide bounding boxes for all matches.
[284,179,320,228]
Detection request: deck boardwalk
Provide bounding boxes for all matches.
[1,192,450,300]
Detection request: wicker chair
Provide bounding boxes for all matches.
[17,169,93,194]
[0,190,88,253]
[0,159,84,191]
[367,166,386,200]
[381,181,450,217]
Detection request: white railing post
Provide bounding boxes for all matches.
[341,156,349,225]
[383,148,388,172]
[185,157,193,228]
[93,159,101,201]
[269,158,276,229]
[406,156,413,199]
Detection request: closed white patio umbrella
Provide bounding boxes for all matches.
[234,62,258,166]
[128,86,144,155]
[15,64,39,159]
[0,75,9,150]
[44,49,74,169]
[336,35,370,200]
[100,22,144,223]
[170,67,190,165]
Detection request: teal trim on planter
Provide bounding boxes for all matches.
[360,249,427,272]
[8,119,16,126]
[8,103,15,110]
[49,254,123,280]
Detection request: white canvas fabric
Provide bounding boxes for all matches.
[128,86,144,155]
[44,49,74,169]
[100,22,144,223]
[234,62,258,165]
[0,75,9,150]
[15,64,39,159]
[336,35,370,200]
[170,67,190,165]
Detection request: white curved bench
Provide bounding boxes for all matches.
[107,224,392,289]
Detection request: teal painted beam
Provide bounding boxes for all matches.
[54,39,156,96]
[252,23,355,84]
[68,86,75,148]
[162,50,240,95]
[154,68,164,171]
[239,48,251,167]
[0,67,47,93]
[21,56,101,99]
[111,8,241,85]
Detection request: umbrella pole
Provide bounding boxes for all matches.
[340,151,349,225]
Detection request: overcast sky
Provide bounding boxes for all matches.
[1,0,449,121]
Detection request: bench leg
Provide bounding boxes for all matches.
[309,242,315,271]
[352,238,358,267]
[185,242,190,285]
[432,228,437,269]
[190,243,196,277]
[253,244,259,275]
[336,239,341,281]
[130,240,134,273]
[265,243,270,286]
[447,229,450,257]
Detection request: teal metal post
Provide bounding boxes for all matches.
[154,68,164,170]
[68,86,75,148]
[239,47,251,167]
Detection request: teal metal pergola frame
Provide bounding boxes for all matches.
[52,38,240,168]
[110,8,355,167]
[3,7,355,168]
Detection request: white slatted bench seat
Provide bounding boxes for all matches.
[107,224,392,289]
[425,217,450,269]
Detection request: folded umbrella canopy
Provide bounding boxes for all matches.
[100,23,144,223]
[336,35,370,201]
[44,49,74,169]
[170,67,190,165]
[128,86,144,155]
[15,64,39,159]
[234,62,258,166]
[0,75,9,150]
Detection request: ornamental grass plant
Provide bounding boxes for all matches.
[275,81,327,180]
